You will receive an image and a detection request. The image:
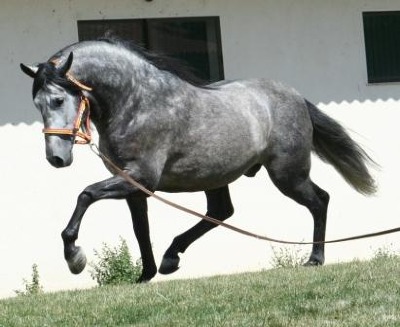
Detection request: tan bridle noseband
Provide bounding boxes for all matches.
[42,72,93,145]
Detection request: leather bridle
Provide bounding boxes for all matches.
[42,73,92,145]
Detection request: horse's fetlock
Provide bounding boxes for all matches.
[61,229,77,242]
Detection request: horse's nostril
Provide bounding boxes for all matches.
[48,156,65,168]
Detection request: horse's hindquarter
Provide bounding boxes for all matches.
[158,80,273,192]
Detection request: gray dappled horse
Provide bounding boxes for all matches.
[20,39,376,282]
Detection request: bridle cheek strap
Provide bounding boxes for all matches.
[42,96,92,145]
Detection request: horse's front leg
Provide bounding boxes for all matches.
[61,174,146,275]
[126,195,157,283]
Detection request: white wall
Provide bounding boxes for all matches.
[1,0,400,298]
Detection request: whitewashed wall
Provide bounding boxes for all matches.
[1,0,400,298]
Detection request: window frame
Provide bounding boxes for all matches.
[77,16,224,83]
[363,11,400,84]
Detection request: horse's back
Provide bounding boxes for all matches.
[214,78,313,147]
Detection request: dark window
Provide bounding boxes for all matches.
[363,11,400,83]
[77,17,224,83]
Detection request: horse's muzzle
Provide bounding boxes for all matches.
[47,155,72,168]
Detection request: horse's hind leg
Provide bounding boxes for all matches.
[159,185,234,274]
[265,160,330,266]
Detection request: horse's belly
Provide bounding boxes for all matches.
[157,173,242,192]
[157,155,259,192]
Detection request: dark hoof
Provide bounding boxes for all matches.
[136,267,157,283]
[159,255,180,275]
[66,246,87,274]
[303,259,323,267]
[136,275,152,284]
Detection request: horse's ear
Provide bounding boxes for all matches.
[20,63,38,78]
[58,52,74,76]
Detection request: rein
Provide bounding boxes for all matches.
[58,74,400,245]
[89,141,400,245]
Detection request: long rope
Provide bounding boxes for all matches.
[89,143,400,245]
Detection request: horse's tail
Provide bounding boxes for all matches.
[305,99,377,195]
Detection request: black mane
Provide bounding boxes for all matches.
[34,36,213,98]
[98,37,211,88]
[32,62,80,98]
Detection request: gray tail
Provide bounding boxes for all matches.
[306,99,377,195]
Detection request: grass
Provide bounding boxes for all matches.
[1,257,400,326]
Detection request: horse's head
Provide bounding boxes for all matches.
[20,53,91,168]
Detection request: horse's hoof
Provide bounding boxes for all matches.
[136,266,157,283]
[66,246,87,274]
[136,275,152,284]
[303,259,323,267]
[158,256,180,275]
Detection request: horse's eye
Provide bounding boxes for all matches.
[53,97,64,106]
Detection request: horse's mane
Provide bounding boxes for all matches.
[33,36,214,97]
[98,37,212,88]
[32,61,81,98]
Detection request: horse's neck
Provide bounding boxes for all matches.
[70,45,187,131]
[72,45,144,92]
[70,46,143,121]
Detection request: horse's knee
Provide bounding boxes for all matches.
[77,190,95,206]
